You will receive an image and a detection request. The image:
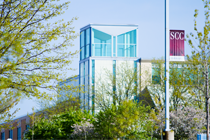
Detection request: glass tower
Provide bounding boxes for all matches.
[79,24,139,113]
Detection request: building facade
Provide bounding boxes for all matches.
[78,24,141,112]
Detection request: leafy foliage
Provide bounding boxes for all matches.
[94,61,139,111]
[93,100,153,139]
[37,94,81,117]
[0,0,78,124]
[24,108,94,139]
[149,60,197,111]
[186,0,210,138]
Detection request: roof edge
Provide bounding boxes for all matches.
[80,23,138,31]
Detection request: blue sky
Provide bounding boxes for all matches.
[12,0,206,118]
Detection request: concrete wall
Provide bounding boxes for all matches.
[140,60,152,91]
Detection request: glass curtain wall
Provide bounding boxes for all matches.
[85,60,89,110]
[79,60,89,110]
[80,62,85,107]
[92,28,111,57]
[113,36,116,57]
[117,29,137,57]
[152,63,161,84]
[80,28,91,60]
[92,60,95,114]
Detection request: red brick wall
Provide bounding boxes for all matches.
[13,122,17,140]
[5,129,9,140]
[21,119,26,139]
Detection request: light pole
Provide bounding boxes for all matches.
[164,0,174,139]
[165,0,170,132]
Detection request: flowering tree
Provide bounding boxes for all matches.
[71,119,97,139]
[153,106,206,139]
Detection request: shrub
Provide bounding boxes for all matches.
[24,108,94,139]
[93,100,153,139]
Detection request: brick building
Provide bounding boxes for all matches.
[0,115,30,140]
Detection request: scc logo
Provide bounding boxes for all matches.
[170,31,184,40]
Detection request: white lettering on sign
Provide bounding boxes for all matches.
[170,32,184,40]
[170,56,185,61]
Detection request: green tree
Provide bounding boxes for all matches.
[186,0,210,138]
[37,82,81,117]
[37,95,80,118]
[93,100,153,139]
[0,0,78,124]
[148,59,198,111]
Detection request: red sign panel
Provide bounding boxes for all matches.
[170,30,185,56]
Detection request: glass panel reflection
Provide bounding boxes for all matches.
[92,28,112,56]
[117,29,136,57]
[81,31,84,47]
[86,28,90,45]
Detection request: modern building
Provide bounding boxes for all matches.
[80,24,141,112]
[58,24,190,114]
[58,24,144,113]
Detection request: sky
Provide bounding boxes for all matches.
[12,0,206,118]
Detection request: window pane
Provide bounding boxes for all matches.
[95,44,102,56]
[91,60,95,114]
[113,36,116,56]
[82,47,85,59]
[9,130,13,139]
[117,29,136,57]
[81,31,84,47]
[126,45,130,57]
[94,44,111,56]
[84,61,85,80]
[17,127,21,140]
[92,28,111,44]
[117,45,125,57]
[80,63,84,77]
[117,34,125,44]
[80,49,82,60]
[1,132,5,140]
[86,28,90,45]
[86,45,89,58]
[26,124,30,130]
[106,44,111,56]
[126,29,136,44]
[92,60,95,84]
[126,45,136,57]
[152,64,161,84]
[92,44,95,56]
